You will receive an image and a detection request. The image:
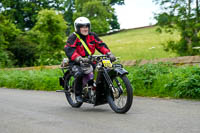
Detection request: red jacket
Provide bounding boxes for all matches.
[64,32,110,61]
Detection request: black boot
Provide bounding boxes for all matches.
[73,66,84,103]
[74,78,83,103]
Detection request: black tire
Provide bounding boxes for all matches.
[107,75,133,113]
[64,73,83,108]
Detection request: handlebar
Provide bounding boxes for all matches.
[88,55,108,62]
[80,55,120,66]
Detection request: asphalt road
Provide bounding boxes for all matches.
[0,88,200,133]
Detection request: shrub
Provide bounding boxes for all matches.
[127,63,200,99]
[8,35,38,67]
[165,67,200,99]
[29,9,67,65]
[1,64,200,99]
[0,14,21,67]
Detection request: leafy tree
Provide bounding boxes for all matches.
[74,0,113,34]
[8,35,38,67]
[109,13,120,30]
[0,0,66,30]
[0,0,124,34]
[29,9,67,65]
[153,0,200,56]
[64,0,124,34]
[106,0,122,30]
[0,14,21,67]
[109,0,125,5]
[63,0,76,35]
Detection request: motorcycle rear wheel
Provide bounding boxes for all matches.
[64,74,83,108]
[107,75,133,113]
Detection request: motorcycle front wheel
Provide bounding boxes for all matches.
[64,74,83,108]
[107,75,133,113]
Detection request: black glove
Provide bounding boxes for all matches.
[107,52,116,62]
[75,56,90,63]
[81,58,90,63]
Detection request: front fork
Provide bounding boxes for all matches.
[102,68,123,98]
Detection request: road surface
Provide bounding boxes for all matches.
[0,88,200,133]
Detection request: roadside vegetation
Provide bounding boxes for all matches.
[1,0,200,100]
[0,68,63,91]
[1,63,200,99]
[127,63,200,99]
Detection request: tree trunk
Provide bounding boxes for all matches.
[195,0,200,36]
[196,0,200,20]
[185,37,193,54]
[188,0,191,17]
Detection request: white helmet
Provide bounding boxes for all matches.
[74,17,91,33]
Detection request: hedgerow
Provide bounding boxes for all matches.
[0,63,200,99]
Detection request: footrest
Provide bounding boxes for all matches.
[56,90,67,93]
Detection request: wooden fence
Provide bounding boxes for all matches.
[121,56,200,66]
[1,56,200,70]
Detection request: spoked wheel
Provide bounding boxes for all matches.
[64,74,83,108]
[107,75,133,113]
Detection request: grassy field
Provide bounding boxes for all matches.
[99,26,180,60]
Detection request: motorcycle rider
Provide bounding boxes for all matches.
[64,17,116,102]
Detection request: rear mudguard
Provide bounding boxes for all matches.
[59,70,70,88]
[59,77,64,87]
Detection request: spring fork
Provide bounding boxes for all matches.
[114,78,123,95]
[102,68,116,94]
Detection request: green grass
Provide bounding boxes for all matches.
[126,64,200,99]
[1,64,200,99]
[99,26,180,60]
[0,69,63,91]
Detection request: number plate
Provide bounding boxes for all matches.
[102,60,112,67]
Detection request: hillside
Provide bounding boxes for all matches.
[100,26,180,60]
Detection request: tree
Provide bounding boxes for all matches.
[0,0,124,34]
[29,9,67,65]
[110,0,125,5]
[0,0,66,30]
[0,13,37,67]
[64,0,124,34]
[153,0,200,56]
[0,14,21,67]
[8,34,38,67]
[74,0,114,34]
[105,0,122,31]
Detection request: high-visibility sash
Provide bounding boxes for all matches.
[74,32,92,55]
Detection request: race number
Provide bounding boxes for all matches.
[102,60,112,68]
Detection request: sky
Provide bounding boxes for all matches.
[114,0,160,29]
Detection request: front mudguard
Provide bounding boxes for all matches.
[114,67,128,76]
[107,65,128,78]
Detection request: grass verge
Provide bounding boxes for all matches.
[1,64,200,99]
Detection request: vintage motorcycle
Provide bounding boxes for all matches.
[58,55,133,113]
